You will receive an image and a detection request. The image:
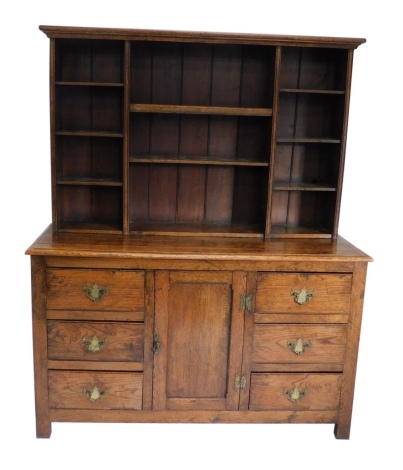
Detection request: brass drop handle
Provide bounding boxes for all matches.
[290,286,315,305]
[83,385,108,403]
[284,386,307,403]
[82,283,108,302]
[82,334,108,353]
[287,338,311,355]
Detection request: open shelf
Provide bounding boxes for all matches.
[129,163,268,236]
[56,185,123,233]
[130,114,271,165]
[55,39,124,83]
[47,30,357,238]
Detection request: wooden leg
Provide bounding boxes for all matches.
[334,423,350,440]
[36,421,52,439]
[31,256,51,438]
[334,263,368,440]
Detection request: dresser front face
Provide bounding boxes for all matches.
[30,254,366,439]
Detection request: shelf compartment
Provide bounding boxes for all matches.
[130,41,275,108]
[129,163,268,235]
[55,86,123,133]
[273,142,341,188]
[56,135,123,180]
[130,113,271,165]
[270,190,336,238]
[279,47,348,91]
[130,104,272,116]
[57,185,123,233]
[55,39,124,83]
[276,92,344,140]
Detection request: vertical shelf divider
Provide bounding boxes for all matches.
[123,40,131,235]
[50,39,58,232]
[333,49,354,239]
[265,46,282,238]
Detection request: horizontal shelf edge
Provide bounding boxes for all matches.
[130,223,264,238]
[129,156,268,166]
[276,138,341,144]
[56,131,124,138]
[273,183,336,191]
[57,178,123,187]
[280,88,345,95]
[55,81,124,87]
[130,104,272,116]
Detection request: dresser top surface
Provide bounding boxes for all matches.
[39,25,366,49]
[25,225,372,262]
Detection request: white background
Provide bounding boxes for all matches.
[1,1,399,468]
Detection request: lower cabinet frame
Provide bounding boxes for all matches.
[29,243,369,440]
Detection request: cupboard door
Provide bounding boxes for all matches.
[153,271,246,411]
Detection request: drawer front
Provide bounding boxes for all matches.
[252,324,347,364]
[48,371,143,410]
[47,321,144,362]
[255,273,352,314]
[47,269,144,311]
[249,373,342,411]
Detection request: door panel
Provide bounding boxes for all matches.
[153,271,246,411]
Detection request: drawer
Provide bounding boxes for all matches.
[47,321,144,362]
[47,269,144,312]
[255,273,352,314]
[249,373,342,411]
[252,324,347,365]
[48,371,143,410]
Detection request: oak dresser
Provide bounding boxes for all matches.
[26,25,372,439]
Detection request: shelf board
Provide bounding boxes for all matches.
[55,81,124,87]
[130,103,272,117]
[56,130,123,138]
[129,155,268,167]
[280,88,345,95]
[57,177,123,187]
[273,182,336,192]
[276,137,341,144]
[58,222,123,234]
[130,223,264,238]
[270,225,332,239]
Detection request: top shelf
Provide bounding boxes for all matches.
[130,104,273,117]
